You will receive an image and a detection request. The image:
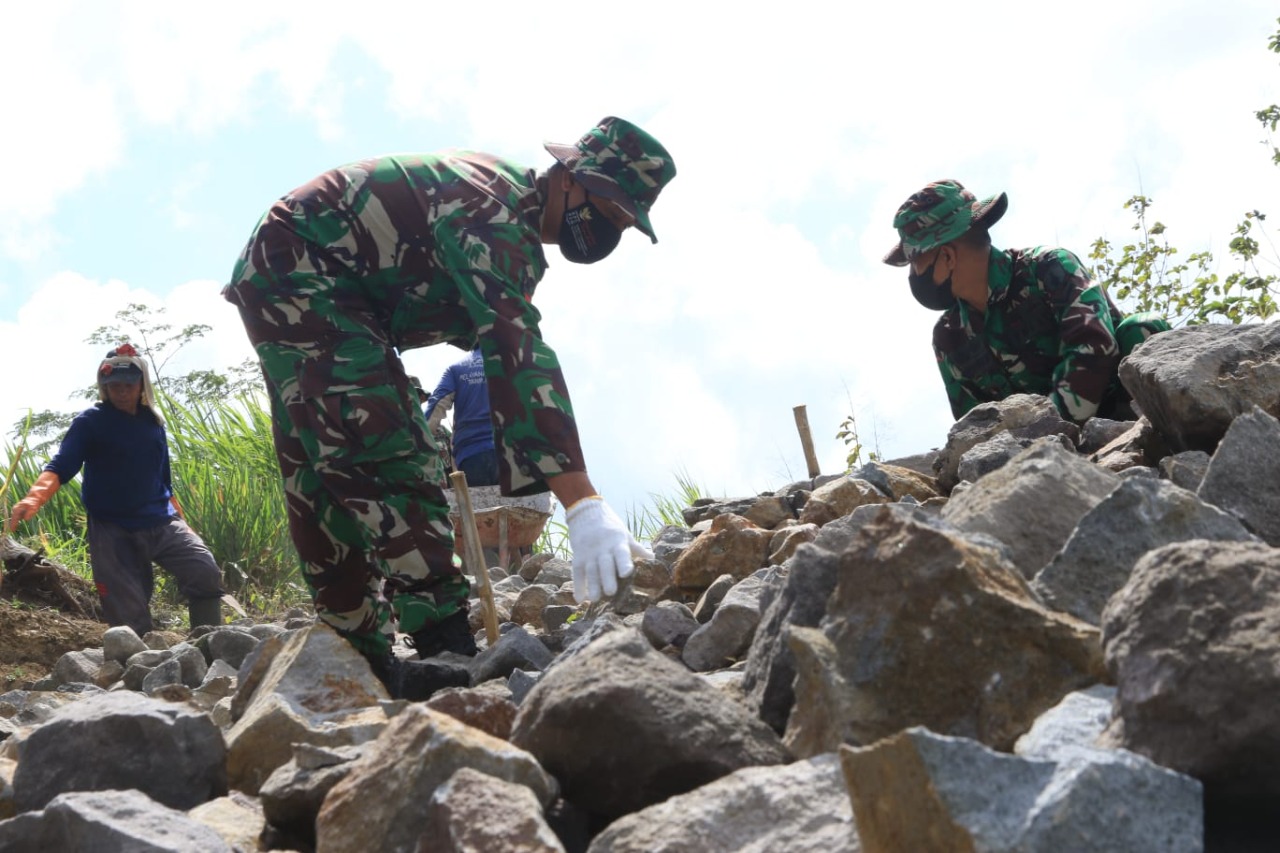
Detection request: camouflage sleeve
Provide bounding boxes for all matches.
[1036,249,1121,423]
[932,312,1014,420]
[432,219,584,497]
[936,354,985,419]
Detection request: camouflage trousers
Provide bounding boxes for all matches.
[226,276,469,658]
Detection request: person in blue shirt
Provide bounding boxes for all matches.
[424,348,499,488]
[6,346,225,635]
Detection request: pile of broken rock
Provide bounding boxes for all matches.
[0,321,1278,852]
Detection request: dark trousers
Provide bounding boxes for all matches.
[456,449,499,488]
[87,517,223,636]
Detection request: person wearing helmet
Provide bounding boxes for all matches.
[6,345,225,635]
[224,117,677,699]
[884,179,1168,424]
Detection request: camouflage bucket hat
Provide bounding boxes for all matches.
[883,179,1008,266]
[545,116,677,243]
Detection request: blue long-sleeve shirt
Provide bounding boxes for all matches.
[424,348,496,466]
[43,403,178,529]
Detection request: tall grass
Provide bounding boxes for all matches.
[161,392,305,612]
[626,470,710,543]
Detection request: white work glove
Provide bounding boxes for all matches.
[565,496,654,603]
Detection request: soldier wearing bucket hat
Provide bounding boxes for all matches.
[224,117,676,699]
[885,179,1168,424]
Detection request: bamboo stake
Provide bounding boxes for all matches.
[793,404,822,478]
[449,471,501,646]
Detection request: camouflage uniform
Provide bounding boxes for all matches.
[934,245,1133,421]
[885,180,1169,424]
[224,119,675,657]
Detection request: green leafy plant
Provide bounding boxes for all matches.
[837,389,880,471]
[1090,21,1280,326]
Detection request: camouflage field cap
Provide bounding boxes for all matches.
[545,116,677,244]
[883,179,1008,266]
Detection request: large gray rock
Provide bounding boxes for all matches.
[1119,322,1280,453]
[206,627,260,670]
[640,600,699,650]
[259,743,364,851]
[101,627,147,665]
[421,767,565,853]
[0,789,232,852]
[682,571,771,672]
[741,503,945,734]
[510,628,788,820]
[12,691,227,812]
[225,623,396,795]
[1102,539,1280,803]
[1033,477,1257,624]
[841,727,1202,853]
[589,752,856,853]
[784,510,1105,756]
[1014,684,1117,764]
[1160,450,1212,491]
[50,649,103,687]
[933,394,1080,492]
[650,525,697,571]
[942,439,1121,579]
[316,706,556,853]
[470,625,553,683]
[1197,406,1280,545]
[958,431,1073,485]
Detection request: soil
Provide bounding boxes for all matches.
[0,604,106,691]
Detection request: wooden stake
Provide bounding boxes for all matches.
[793,405,822,478]
[449,471,501,646]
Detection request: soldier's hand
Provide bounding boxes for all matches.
[565,496,654,603]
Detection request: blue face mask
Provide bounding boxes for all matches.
[559,191,622,264]
[907,257,956,311]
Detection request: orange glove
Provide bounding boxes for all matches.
[169,494,186,521]
[7,471,61,532]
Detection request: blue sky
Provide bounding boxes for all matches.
[3,0,1278,520]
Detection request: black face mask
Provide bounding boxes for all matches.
[908,258,957,311]
[559,191,622,264]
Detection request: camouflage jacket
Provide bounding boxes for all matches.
[932,246,1123,423]
[224,152,581,496]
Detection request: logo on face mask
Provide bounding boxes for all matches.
[559,192,622,264]
[907,258,957,311]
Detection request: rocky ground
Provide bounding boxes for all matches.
[1,321,1279,852]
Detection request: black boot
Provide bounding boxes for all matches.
[368,653,471,702]
[188,597,223,629]
[409,610,479,659]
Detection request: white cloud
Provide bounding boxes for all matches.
[4,0,1280,522]
[0,274,256,445]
